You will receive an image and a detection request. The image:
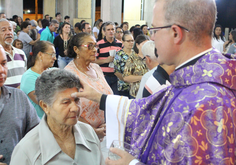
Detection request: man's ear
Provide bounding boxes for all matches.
[171,25,184,44]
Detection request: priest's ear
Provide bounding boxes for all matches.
[171,25,184,44]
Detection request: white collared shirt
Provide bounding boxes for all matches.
[10,115,105,165]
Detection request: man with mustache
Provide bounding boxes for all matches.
[0,44,39,165]
[0,19,27,88]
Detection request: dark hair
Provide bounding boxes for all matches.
[59,22,71,34]
[75,22,81,30]
[37,19,42,24]
[114,22,118,26]
[20,21,31,30]
[64,15,70,20]
[121,22,128,29]
[141,24,147,30]
[80,20,86,24]
[27,41,54,69]
[55,12,61,17]
[226,30,236,48]
[135,24,140,27]
[122,31,132,41]
[97,23,105,41]
[41,19,49,28]
[133,34,149,54]
[13,39,23,49]
[67,32,92,58]
[116,26,122,31]
[16,17,23,26]
[50,19,59,26]
[44,14,49,19]
[12,15,18,20]
[213,24,224,41]
[81,22,89,31]
[129,26,135,33]
[25,18,30,21]
[133,28,143,40]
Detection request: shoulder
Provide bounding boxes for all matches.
[12,46,26,55]
[76,121,99,143]
[97,39,105,45]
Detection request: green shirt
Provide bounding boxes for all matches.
[40,26,54,43]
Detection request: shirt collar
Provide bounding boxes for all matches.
[104,36,116,44]
[39,115,93,164]
[175,48,213,70]
[0,85,11,99]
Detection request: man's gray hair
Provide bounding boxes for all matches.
[156,0,216,46]
[0,19,12,27]
[142,41,157,61]
[103,21,115,31]
[49,19,59,26]
[35,69,82,106]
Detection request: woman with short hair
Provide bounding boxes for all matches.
[20,41,56,119]
[65,33,113,140]
[11,69,105,165]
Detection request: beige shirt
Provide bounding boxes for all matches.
[10,115,105,165]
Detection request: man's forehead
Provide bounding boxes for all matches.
[0,21,11,27]
[152,1,165,27]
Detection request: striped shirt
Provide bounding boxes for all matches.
[5,46,27,88]
[96,37,122,75]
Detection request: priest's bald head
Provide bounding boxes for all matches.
[151,0,216,67]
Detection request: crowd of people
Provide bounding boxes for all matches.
[0,0,236,164]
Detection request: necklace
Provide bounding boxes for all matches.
[73,60,98,79]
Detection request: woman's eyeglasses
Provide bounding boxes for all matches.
[44,52,56,58]
[124,40,134,43]
[80,43,98,50]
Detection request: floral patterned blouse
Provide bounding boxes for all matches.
[114,49,135,92]
[123,53,148,98]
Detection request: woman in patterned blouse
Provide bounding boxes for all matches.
[114,32,135,97]
[123,34,149,98]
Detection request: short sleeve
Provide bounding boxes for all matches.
[23,33,33,44]
[20,71,38,95]
[227,44,236,54]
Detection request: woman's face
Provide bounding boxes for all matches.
[42,45,57,68]
[15,41,23,49]
[77,36,97,62]
[99,21,103,28]
[46,87,81,126]
[122,24,128,31]
[62,24,71,34]
[123,34,134,50]
[137,40,148,54]
[215,27,222,37]
[18,17,22,23]
[115,28,123,40]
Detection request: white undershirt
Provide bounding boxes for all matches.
[175,48,212,70]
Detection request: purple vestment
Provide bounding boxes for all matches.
[125,49,236,164]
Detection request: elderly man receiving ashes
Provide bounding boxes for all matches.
[10,69,104,165]
[72,0,236,164]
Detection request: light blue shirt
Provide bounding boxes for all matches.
[40,26,54,43]
[20,68,44,118]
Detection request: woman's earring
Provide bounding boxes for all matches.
[77,56,79,59]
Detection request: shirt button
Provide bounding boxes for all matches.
[0,140,3,143]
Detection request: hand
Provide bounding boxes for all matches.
[0,155,6,165]
[71,79,103,103]
[64,49,68,56]
[106,56,114,63]
[105,148,136,165]
[94,127,106,140]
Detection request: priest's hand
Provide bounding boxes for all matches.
[71,79,102,103]
[105,148,135,165]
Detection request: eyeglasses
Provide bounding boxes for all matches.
[80,43,98,50]
[124,40,134,43]
[44,52,56,58]
[116,31,123,34]
[142,55,149,61]
[148,24,190,36]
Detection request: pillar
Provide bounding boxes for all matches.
[74,0,95,27]
[123,0,146,28]
[1,0,23,18]
[43,0,56,20]
[101,0,122,25]
[143,0,155,27]
[56,0,78,26]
